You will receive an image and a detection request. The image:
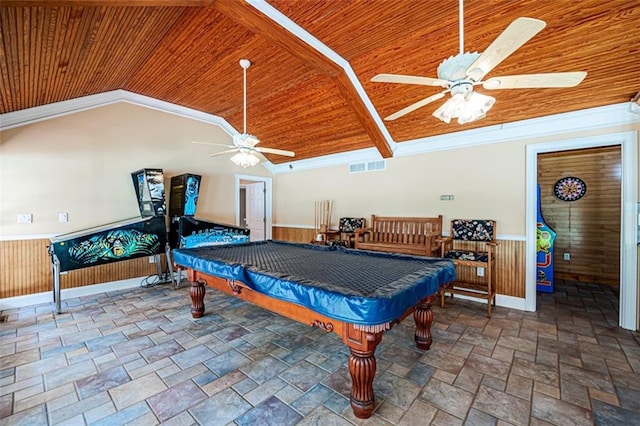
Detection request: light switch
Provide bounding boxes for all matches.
[59,212,69,223]
[17,213,32,223]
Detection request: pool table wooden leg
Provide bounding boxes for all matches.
[414,294,436,350]
[346,332,382,419]
[189,279,206,318]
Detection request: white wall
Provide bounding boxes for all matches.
[273,141,526,234]
[0,103,270,237]
[273,122,640,238]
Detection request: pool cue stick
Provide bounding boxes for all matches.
[314,200,317,232]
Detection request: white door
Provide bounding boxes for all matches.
[245,182,266,241]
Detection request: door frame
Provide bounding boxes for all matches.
[525,131,638,330]
[235,174,272,240]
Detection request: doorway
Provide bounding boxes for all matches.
[537,146,621,287]
[525,131,638,330]
[235,174,272,241]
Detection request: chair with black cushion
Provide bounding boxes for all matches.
[326,217,366,248]
[439,219,499,317]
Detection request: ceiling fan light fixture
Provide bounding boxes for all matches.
[433,91,495,124]
[230,151,260,168]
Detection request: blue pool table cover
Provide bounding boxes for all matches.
[173,240,456,327]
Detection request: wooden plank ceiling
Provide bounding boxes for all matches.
[1,0,639,163]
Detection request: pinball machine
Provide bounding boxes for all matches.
[49,169,168,313]
[168,173,250,286]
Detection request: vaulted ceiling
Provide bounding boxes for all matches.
[1,1,639,163]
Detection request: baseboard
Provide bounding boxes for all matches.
[443,292,527,311]
[0,276,150,311]
[496,294,527,310]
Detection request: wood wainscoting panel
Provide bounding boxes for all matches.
[272,227,526,298]
[0,239,51,298]
[538,146,621,285]
[4,232,526,299]
[273,227,317,244]
[1,238,164,298]
[496,239,525,298]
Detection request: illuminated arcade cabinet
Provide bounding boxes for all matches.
[168,173,202,248]
[536,184,557,293]
[49,169,168,314]
[168,173,250,285]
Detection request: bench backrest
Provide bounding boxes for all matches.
[369,215,443,245]
[450,219,496,242]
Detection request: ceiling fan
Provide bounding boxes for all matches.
[371,0,587,124]
[193,59,295,167]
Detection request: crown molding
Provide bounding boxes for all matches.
[0,89,239,136]
[0,91,288,171]
[270,102,639,174]
[3,91,636,176]
[269,147,384,174]
[394,102,640,156]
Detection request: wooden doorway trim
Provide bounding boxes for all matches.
[525,131,638,330]
[235,174,273,240]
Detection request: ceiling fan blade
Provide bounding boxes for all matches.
[209,149,239,158]
[371,73,450,88]
[255,147,295,157]
[384,92,447,121]
[253,150,269,162]
[466,17,546,82]
[192,141,235,148]
[482,71,587,89]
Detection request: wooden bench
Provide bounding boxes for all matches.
[354,215,443,257]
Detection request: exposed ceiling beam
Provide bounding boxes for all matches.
[3,0,394,158]
[213,0,394,158]
[213,1,340,77]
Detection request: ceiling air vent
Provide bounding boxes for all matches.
[349,160,386,174]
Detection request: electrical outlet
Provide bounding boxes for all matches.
[149,256,155,263]
[477,267,485,277]
[17,213,32,224]
[440,195,454,201]
[563,252,571,261]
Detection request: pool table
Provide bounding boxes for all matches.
[172,240,455,419]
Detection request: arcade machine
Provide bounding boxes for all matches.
[536,184,557,293]
[168,173,250,286]
[49,168,168,314]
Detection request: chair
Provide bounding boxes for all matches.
[326,217,366,248]
[439,219,499,317]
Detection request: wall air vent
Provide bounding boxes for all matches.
[349,160,386,174]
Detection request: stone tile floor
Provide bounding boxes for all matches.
[1,279,639,425]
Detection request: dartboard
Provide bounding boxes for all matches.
[554,177,587,201]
